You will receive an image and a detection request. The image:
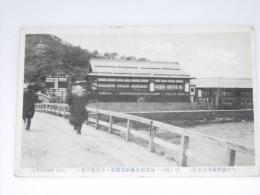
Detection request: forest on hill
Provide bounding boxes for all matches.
[24,34,149,83]
[24,34,92,82]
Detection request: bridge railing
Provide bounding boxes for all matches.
[35,103,255,167]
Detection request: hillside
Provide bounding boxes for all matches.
[24,34,150,83]
[24,34,92,82]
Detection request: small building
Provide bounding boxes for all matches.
[35,39,48,56]
[193,78,253,109]
[86,59,194,102]
[45,71,72,103]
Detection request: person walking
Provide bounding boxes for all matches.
[68,85,89,134]
[23,84,39,130]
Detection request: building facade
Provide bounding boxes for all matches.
[45,71,72,103]
[86,59,194,102]
[193,78,253,109]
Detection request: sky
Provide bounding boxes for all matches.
[56,29,253,78]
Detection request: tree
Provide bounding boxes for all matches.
[110,52,118,59]
[24,34,91,82]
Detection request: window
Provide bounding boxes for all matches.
[241,91,252,97]
[140,79,149,82]
[124,79,131,82]
[58,81,67,88]
[165,84,182,91]
[117,84,129,88]
[131,79,140,82]
[176,80,184,83]
[98,78,107,82]
[98,83,116,88]
[166,84,173,90]
[221,91,232,97]
[46,82,54,88]
[155,84,165,91]
[107,78,116,82]
[131,84,147,89]
[117,78,124,82]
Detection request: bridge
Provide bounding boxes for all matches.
[21,103,255,168]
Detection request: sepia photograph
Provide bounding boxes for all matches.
[15,27,258,177]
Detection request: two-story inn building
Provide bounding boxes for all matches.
[86,59,195,102]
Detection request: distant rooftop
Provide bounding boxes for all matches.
[88,59,193,78]
[193,78,252,89]
[46,70,71,78]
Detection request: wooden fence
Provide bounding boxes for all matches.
[35,103,255,167]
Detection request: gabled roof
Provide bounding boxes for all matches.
[88,59,193,79]
[193,78,252,89]
[46,70,70,78]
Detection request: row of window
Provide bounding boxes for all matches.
[131,84,147,89]
[221,91,234,97]
[97,78,184,83]
[201,90,252,98]
[98,83,147,89]
[155,84,183,91]
[45,81,68,88]
[241,91,252,97]
[97,78,149,83]
[154,79,184,83]
[98,83,184,91]
[98,83,116,88]
[116,84,148,89]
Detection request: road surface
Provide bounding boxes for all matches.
[21,113,175,168]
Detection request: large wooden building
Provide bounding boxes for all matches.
[193,78,253,109]
[86,59,194,102]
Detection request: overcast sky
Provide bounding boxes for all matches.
[56,29,253,78]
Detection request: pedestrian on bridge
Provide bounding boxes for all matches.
[68,85,89,134]
[23,84,39,130]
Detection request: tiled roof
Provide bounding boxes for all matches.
[193,78,252,89]
[89,59,193,78]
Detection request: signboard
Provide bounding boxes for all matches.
[190,86,195,95]
[149,82,155,92]
[184,83,189,92]
[198,89,202,97]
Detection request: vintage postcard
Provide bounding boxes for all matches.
[15,26,259,177]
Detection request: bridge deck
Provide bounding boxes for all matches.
[21,113,175,168]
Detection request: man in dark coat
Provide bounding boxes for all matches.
[68,85,89,134]
[23,84,39,130]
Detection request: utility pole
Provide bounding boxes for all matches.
[215,76,221,109]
